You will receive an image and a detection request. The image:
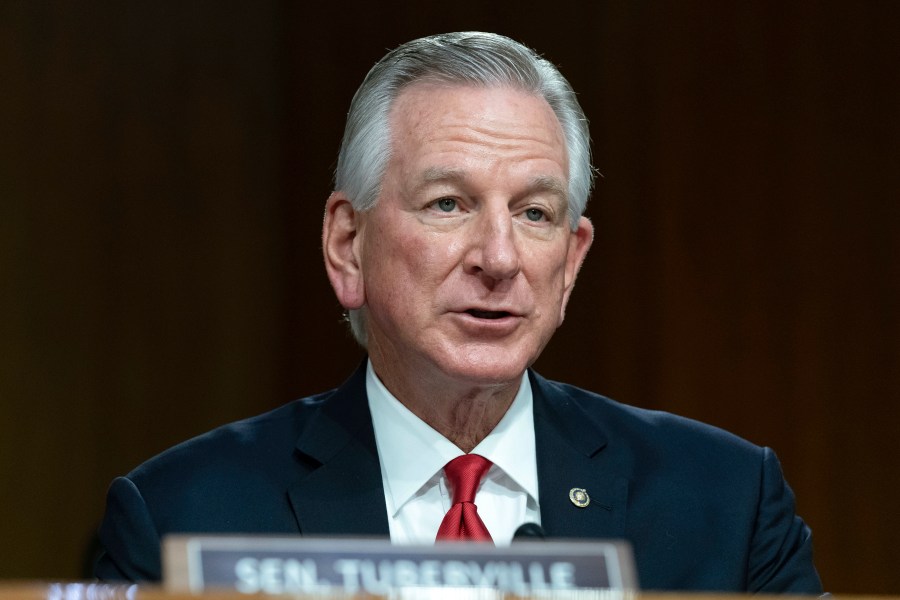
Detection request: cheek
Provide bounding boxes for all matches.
[527,249,570,302]
[394,230,460,278]
[363,228,450,299]
[523,240,566,273]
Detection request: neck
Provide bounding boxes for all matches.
[370,359,522,453]
[415,385,518,453]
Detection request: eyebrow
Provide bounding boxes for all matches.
[418,166,467,189]
[416,167,569,202]
[528,174,568,201]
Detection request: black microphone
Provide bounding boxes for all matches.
[512,522,546,541]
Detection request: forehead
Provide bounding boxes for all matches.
[387,83,568,165]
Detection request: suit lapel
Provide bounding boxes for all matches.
[531,372,629,540]
[287,362,391,537]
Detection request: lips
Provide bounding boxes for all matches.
[466,309,512,320]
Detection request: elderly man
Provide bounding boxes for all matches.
[95,32,822,592]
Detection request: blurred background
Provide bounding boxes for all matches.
[2,0,898,593]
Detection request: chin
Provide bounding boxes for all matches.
[440,347,533,386]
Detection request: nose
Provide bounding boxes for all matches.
[463,207,521,283]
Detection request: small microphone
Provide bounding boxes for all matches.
[512,522,546,541]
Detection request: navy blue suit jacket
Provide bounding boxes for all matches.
[95,364,822,592]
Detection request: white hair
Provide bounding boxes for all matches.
[334,32,595,345]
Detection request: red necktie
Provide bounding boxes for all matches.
[435,453,494,542]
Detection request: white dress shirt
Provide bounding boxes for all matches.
[366,360,541,545]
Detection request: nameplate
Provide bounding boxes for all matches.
[163,535,637,596]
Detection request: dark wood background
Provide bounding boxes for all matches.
[2,0,898,592]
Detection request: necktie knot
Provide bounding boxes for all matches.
[444,453,492,504]
[436,453,494,542]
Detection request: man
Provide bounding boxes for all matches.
[95,32,822,592]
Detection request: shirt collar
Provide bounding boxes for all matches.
[366,360,538,517]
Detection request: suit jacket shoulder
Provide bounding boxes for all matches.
[530,372,822,593]
[124,392,326,531]
[95,363,388,581]
[534,373,764,468]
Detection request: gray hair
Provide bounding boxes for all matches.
[334,31,595,345]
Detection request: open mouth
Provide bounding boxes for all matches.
[465,309,512,320]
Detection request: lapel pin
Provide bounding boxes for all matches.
[569,487,590,508]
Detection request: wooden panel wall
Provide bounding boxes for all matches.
[1,0,898,593]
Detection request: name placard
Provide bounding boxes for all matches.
[163,535,637,596]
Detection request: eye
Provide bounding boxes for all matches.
[524,208,546,222]
[434,197,457,212]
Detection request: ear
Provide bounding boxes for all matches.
[558,215,594,325]
[323,192,366,309]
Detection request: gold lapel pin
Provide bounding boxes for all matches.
[569,487,590,508]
